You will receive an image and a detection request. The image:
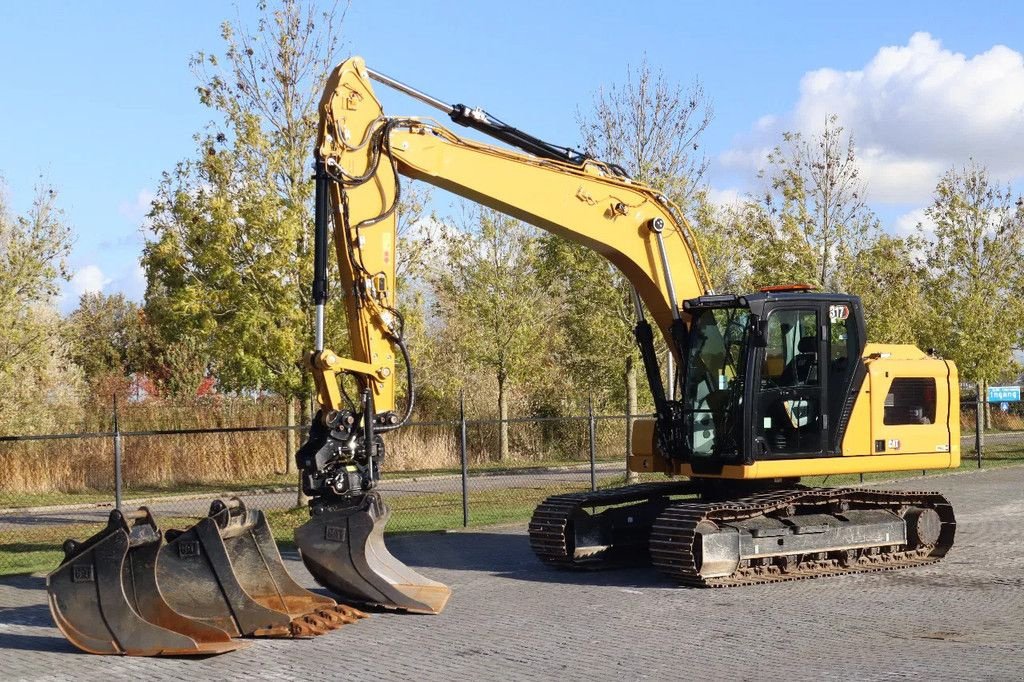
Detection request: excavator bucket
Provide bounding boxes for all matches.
[156,498,366,638]
[295,492,451,614]
[205,498,366,633]
[47,508,244,656]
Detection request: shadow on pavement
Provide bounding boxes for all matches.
[0,574,46,591]
[0,603,53,628]
[0,632,76,654]
[377,530,680,589]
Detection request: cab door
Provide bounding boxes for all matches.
[752,305,827,458]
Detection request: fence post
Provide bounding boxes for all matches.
[459,391,469,528]
[588,396,597,492]
[975,394,984,468]
[113,396,123,511]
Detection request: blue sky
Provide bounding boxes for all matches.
[1,1,1022,311]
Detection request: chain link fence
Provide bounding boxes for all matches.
[2,397,1023,576]
[0,397,642,576]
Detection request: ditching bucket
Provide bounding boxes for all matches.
[47,508,244,656]
[157,498,366,638]
[295,492,451,614]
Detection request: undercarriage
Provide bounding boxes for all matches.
[529,480,955,586]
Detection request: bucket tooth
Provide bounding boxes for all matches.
[295,492,451,614]
[204,497,364,636]
[47,508,244,656]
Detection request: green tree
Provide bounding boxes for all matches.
[64,292,144,384]
[434,208,559,460]
[842,233,928,344]
[919,162,1024,414]
[751,114,877,291]
[143,0,343,404]
[0,180,79,433]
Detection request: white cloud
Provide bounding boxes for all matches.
[894,207,935,235]
[118,188,156,228]
[722,33,1024,204]
[705,186,743,208]
[70,265,111,298]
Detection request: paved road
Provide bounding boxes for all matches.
[2,465,1023,680]
[0,463,620,529]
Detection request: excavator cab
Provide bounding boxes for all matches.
[680,290,867,471]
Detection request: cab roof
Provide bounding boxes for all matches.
[683,291,862,317]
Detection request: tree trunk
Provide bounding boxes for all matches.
[498,371,509,461]
[625,355,639,484]
[286,397,297,476]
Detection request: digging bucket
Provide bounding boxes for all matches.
[156,507,295,637]
[47,508,243,656]
[294,492,451,614]
[206,497,368,635]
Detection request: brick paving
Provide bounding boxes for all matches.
[2,466,1023,681]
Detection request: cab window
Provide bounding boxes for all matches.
[762,309,818,388]
[883,378,936,425]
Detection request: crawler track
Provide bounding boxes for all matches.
[528,481,699,568]
[528,484,956,586]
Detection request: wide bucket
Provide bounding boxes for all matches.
[295,492,451,614]
[47,508,243,656]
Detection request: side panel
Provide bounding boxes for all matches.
[867,358,952,459]
[629,419,671,474]
[947,360,961,468]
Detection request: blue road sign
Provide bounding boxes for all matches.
[987,385,1021,403]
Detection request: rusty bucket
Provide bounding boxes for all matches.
[205,498,367,634]
[47,508,243,656]
[156,498,365,638]
[295,492,451,614]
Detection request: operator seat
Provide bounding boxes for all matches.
[782,336,818,385]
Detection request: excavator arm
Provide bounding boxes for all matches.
[291,56,715,614]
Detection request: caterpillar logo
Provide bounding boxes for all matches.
[177,541,201,558]
[71,565,94,583]
[325,526,347,542]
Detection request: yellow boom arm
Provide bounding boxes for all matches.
[312,56,711,416]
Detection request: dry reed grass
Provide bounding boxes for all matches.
[0,396,635,495]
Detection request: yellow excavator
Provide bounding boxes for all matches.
[47,56,958,655]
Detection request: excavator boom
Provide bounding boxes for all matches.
[291,57,716,613]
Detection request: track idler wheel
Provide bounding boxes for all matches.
[295,492,451,614]
[46,508,244,656]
